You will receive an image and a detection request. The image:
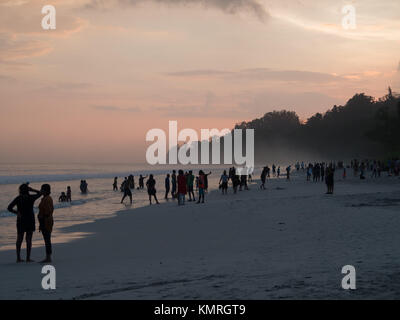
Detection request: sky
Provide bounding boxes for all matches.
[0,0,399,164]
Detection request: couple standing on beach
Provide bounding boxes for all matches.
[7,184,54,263]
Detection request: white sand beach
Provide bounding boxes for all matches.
[1,171,400,300]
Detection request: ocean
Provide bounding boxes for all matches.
[0,163,230,251]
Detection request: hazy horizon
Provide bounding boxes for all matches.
[1,0,400,163]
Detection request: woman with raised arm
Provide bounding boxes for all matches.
[7,184,42,263]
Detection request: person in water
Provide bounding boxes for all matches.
[177,170,187,205]
[121,178,132,204]
[80,180,88,194]
[66,186,72,202]
[146,174,160,205]
[38,184,54,263]
[59,192,68,202]
[7,184,42,263]
[113,177,118,191]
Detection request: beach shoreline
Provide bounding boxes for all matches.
[1,171,400,300]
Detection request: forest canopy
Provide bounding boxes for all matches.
[234,88,400,163]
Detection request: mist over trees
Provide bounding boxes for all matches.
[234,88,400,163]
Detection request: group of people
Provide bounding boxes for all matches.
[79,180,88,194]
[117,170,213,205]
[58,186,72,203]
[8,157,399,264]
[7,184,54,263]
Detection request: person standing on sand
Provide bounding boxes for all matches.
[177,170,187,205]
[139,175,147,189]
[146,174,160,205]
[286,166,291,180]
[7,184,42,263]
[204,171,212,192]
[165,174,170,199]
[38,184,54,263]
[121,178,132,204]
[171,170,177,199]
[326,166,335,194]
[197,170,206,203]
[219,170,229,194]
[187,170,195,202]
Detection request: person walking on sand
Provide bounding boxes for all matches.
[197,170,206,204]
[232,174,240,194]
[38,184,54,263]
[219,170,229,195]
[113,177,118,191]
[121,177,132,204]
[260,167,267,190]
[177,170,187,205]
[146,174,160,205]
[187,170,195,202]
[7,184,42,263]
[165,174,170,199]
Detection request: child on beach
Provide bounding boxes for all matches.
[59,192,68,202]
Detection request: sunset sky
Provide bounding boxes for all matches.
[1,0,399,163]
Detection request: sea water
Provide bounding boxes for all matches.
[0,163,227,251]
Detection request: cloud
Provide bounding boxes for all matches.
[166,67,342,83]
[84,0,268,20]
[398,61,400,72]
[0,33,52,62]
[166,70,233,77]
[92,105,142,112]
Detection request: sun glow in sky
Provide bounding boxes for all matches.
[1,0,399,163]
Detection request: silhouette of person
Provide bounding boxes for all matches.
[7,184,42,263]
